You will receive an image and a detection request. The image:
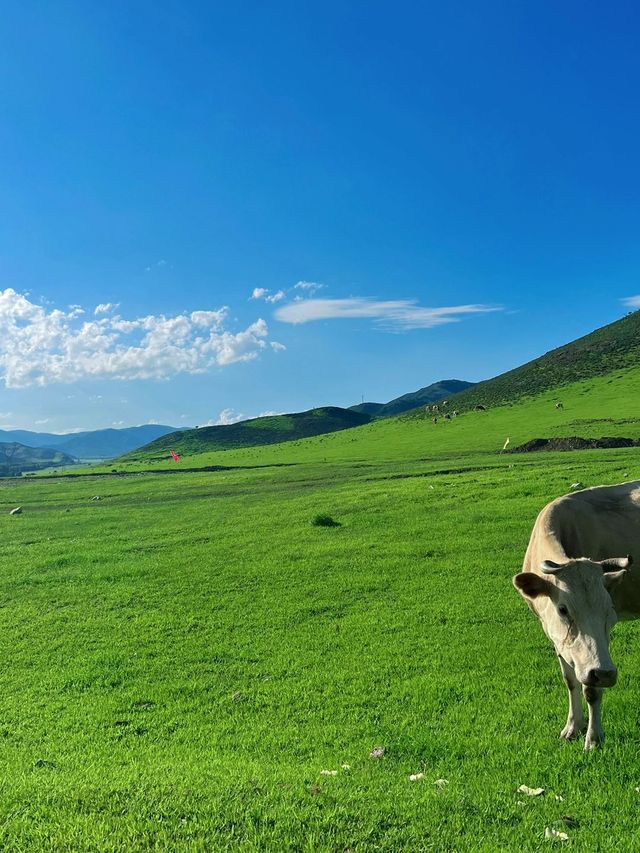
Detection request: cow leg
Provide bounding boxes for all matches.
[558,656,586,740]
[583,685,605,750]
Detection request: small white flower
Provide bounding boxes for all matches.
[434,778,449,788]
[341,764,351,771]
[544,827,569,842]
[409,773,425,782]
[518,784,545,796]
[554,794,564,802]
[320,770,338,776]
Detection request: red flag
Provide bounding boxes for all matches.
[170,450,180,462]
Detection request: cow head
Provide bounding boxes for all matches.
[513,556,631,687]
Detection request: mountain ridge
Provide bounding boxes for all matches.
[350,379,475,417]
[120,407,372,461]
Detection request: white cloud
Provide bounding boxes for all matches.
[251,288,285,303]
[0,411,13,419]
[0,289,277,388]
[35,418,50,425]
[94,302,120,316]
[275,297,500,331]
[270,341,286,352]
[294,281,324,295]
[622,295,640,309]
[205,408,246,426]
[112,420,125,426]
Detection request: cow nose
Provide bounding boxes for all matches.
[586,668,617,687]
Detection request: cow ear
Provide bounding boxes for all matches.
[603,569,627,591]
[513,572,556,600]
[601,555,632,572]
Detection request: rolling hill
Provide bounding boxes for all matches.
[120,407,372,461]
[407,309,640,415]
[0,424,181,460]
[349,379,474,417]
[0,442,77,476]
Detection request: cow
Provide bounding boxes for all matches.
[513,481,640,749]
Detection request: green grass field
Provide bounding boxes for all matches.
[4,410,640,848]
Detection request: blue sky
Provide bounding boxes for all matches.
[1,1,640,432]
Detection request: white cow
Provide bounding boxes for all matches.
[514,481,640,749]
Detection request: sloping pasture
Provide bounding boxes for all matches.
[2,449,640,849]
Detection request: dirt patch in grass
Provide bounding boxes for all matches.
[509,436,640,453]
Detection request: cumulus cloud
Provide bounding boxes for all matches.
[251,287,286,303]
[0,289,277,388]
[94,302,120,316]
[270,341,286,352]
[214,408,245,425]
[622,295,640,309]
[200,409,245,426]
[275,297,500,331]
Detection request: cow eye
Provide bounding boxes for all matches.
[558,605,569,617]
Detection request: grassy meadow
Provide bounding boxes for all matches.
[4,402,640,849]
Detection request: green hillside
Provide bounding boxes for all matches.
[121,406,371,461]
[410,308,640,414]
[61,363,640,477]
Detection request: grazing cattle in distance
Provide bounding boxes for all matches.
[443,413,451,420]
[513,481,640,749]
[432,404,440,413]
[474,404,487,411]
[452,410,459,418]
[432,417,438,424]
[556,402,564,409]
[441,400,448,407]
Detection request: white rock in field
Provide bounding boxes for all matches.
[569,482,584,491]
[9,507,22,515]
[369,746,385,759]
[544,827,569,842]
[91,495,101,501]
[409,773,425,781]
[635,786,640,793]
[518,784,545,796]
[434,778,449,788]
[320,769,338,776]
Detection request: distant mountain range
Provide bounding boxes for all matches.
[349,379,475,417]
[0,442,76,476]
[0,424,180,460]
